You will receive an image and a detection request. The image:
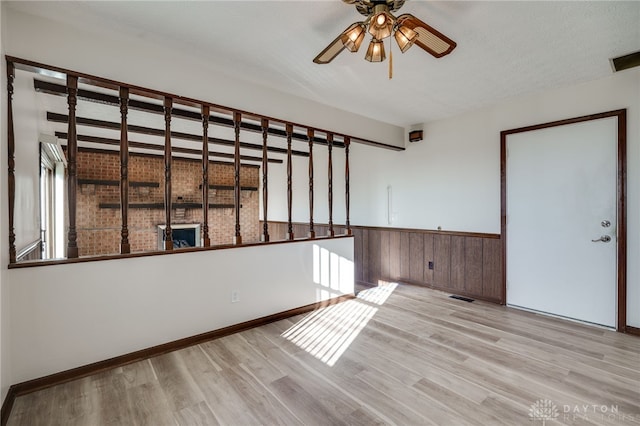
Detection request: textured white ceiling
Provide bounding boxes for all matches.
[6,1,640,128]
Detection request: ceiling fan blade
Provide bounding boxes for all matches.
[396,14,457,58]
[313,27,351,64]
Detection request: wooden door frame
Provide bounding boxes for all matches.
[500,109,627,332]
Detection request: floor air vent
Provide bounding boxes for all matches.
[449,295,474,302]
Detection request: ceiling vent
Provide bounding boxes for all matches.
[611,50,640,72]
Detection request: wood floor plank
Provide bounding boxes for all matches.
[126,381,178,426]
[173,401,219,426]
[150,351,205,413]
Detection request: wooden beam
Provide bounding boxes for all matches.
[67,145,259,168]
[47,112,309,157]
[54,132,282,164]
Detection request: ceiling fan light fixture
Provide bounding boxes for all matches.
[341,22,366,52]
[394,24,417,53]
[368,4,394,40]
[365,38,386,62]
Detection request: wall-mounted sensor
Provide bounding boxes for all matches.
[409,130,423,142]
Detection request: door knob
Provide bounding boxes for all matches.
[591,235,611,243]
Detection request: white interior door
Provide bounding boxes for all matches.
[506,117,617,327]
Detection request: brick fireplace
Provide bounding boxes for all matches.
[75,149,260,256]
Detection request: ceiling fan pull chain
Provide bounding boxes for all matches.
[389,37,393,79]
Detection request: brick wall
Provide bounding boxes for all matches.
[76,150,260,256]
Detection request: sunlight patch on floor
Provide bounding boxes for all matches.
[282,282,398,366]
[359,281,398,305]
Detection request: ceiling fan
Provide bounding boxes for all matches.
[313,0,456,65]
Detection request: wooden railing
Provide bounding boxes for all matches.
[6,56,401,264]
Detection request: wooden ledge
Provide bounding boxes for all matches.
[8,234,354,269]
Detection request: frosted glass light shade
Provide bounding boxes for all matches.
[368,11,393,40]
[365,39,386,62]
[341,23,366,52]
[394,25,418,53]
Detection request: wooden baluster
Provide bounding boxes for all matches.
[6,62,16,263]
[119,87,130,254]
[66,75,79,258]
[233,112,242,245]
[201,105,211,247]
[328,133,334,237]
[344,136,352,236]
[163,97,173,250]
[286,123,294,240]
[261,118,270,242]
[308,128,315,238]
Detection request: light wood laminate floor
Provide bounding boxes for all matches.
[8,284,640,425]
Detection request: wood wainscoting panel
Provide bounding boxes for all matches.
[353,227,364,283]
[464,237,484,295]
[361,228,370,285]
[409,233,424,284]
[368,230,382,285]
[380,231,391,281]
[482,238,503,302]
[399,231,411,282]
[423,234,434,285]
[264,221,503,302]
[433,235,451,288]
[389,231,402,281]
[450,236,465,292]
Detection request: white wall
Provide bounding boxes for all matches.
[263,143,347,227]
[347,69,640,327]
[6,238,353,386]
[0,0,7,403]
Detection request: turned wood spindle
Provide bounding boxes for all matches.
[202,105,211,247]
[233,112,242,245]
[7,61,16,263]
[345,136,352,236]
[261,118,270,242]
[66,75,79,258]
[308,128,315,238]
[286,123,294,240]
[327,133,335,237]
[163,97,173,250]
[119,87,131,254]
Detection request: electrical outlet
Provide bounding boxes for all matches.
[428,261,434,270]
[231,290,240,303]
